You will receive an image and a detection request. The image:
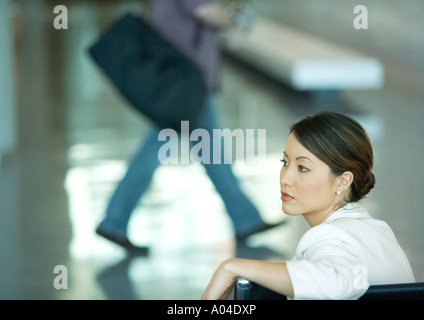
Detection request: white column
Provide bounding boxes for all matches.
[0,0,17,159]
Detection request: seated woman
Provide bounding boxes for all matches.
[201,112,415,300]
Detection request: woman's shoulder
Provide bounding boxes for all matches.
[297,223,359,251]
[297,203,396,252]
[324,203,394,237]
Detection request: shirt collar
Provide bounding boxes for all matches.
[324,202,371,223]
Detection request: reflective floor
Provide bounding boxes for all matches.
[1,0,423,300]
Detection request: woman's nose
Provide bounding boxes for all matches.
[280,166,292,187]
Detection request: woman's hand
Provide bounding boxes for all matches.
[201,259,238,300]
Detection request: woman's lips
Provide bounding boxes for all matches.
[281,192,294,201]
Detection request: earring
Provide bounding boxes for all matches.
[336,190,341,195]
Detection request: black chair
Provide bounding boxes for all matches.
[234,278,424,300]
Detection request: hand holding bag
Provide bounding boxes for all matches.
[88,13,207,130]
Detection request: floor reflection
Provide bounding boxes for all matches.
[95,240,284,300]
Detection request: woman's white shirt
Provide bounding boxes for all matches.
[286,203,415,300]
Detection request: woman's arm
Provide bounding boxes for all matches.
[201,258,294,300]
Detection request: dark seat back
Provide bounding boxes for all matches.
[234,278,424,300]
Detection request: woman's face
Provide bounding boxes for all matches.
[280,133,341,226]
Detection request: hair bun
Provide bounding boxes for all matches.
[355,172,376,201]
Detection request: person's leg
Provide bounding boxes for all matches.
[197,96,271,237]
[97,126,162,243]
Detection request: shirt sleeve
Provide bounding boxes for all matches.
[286,224,369,300]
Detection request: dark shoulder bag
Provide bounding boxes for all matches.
[88,13,207,130]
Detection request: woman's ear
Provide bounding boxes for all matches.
[338,171,354,192]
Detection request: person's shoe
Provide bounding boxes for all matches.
[236,220,287,241]
[96,226,149,256]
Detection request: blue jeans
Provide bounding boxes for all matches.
[98,95,264,237]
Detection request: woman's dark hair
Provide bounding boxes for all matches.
[290,112,375,202]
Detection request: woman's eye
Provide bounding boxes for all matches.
[280,159,288,166]
[298,165,309,172]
